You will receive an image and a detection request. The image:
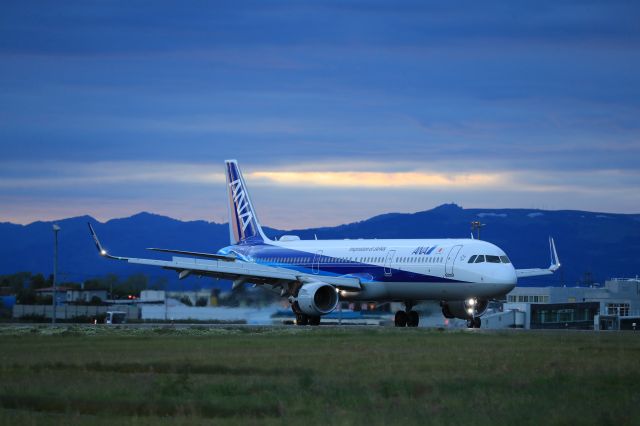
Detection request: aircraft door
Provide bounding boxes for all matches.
[445,245,463,277]
[384,250,396,277]
[312,250,323,274]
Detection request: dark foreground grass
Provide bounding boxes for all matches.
[0,326,639,425]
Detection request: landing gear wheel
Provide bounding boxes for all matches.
[466,319,475,328]
[473,317,481,328]
[296,313,309,326]
[394,311,408,327]
[309,316,321,326]
[407,310,419,327]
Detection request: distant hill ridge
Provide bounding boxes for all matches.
[1,204,638,289]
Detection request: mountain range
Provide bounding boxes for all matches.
[1,204,638,290]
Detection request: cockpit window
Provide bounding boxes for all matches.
[486,255,501,263]
[474,255,485,263]
[500,256,511,264]
[468,255,477,263]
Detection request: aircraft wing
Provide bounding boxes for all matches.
[146,247,236,262]
[515,237,561,278]
[88,223,361,291]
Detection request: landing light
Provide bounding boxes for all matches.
[467,298,476,307]
[100,250,107,256]
[467,308,474,315]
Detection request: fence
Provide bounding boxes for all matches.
[12,304,139,321]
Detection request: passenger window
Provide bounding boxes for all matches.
[468,255,477,263]
[475,255,485,263]
[486,255,501,263]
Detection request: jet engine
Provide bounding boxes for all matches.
[441,298,488,319]
[292,281,339,316]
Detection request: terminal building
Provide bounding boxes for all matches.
[483,277,640,330]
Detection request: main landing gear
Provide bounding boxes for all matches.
[295,312,321,326]
[394,302,419,327]
[466,317,481,328]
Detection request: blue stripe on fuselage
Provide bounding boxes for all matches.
[218,242,467,284]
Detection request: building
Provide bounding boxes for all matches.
[34,286,71,305]
[491,277,640,330]
[66,289,108,304]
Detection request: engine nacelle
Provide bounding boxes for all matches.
[441,298,489,320]
[293,281,339,316]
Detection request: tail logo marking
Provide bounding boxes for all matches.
[229,178,254,233]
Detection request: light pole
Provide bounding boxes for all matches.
[52,224,60,325]
[471,221,485,240]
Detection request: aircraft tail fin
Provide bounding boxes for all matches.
[225,160,269,245]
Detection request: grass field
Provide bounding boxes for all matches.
[0,325,639,425]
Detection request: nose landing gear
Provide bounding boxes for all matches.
[466,317,481,328]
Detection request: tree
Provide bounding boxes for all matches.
[0,272,32,293]
[149,276,168,291]
[113,274,147,298]
[84,279,109,290]
[29,274,48,290]
[195,297,208,307]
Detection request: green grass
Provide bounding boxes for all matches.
[0,325,639,425]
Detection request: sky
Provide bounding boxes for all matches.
[1,1,639,229]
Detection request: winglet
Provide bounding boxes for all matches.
[87,223,127,260]
[548,237,561,272]
[515,237,561,278]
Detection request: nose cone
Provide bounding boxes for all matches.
[493,267,517,294]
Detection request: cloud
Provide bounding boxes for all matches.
[252,170,503,188]
[1,160,638,220]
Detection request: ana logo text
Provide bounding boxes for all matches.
[412,246,437,255]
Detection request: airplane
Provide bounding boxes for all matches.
[89,160,560,328]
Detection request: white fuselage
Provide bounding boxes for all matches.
[222,237,517,302]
